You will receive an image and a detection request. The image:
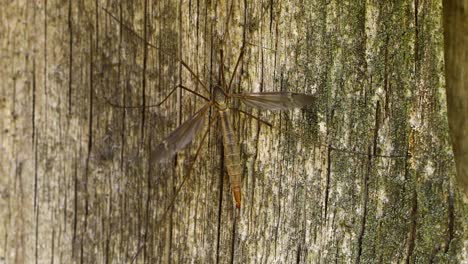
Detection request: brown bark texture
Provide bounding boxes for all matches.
[1,0,467,263]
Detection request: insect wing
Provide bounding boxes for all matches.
[152,106,209,163]
[233,92,315,110]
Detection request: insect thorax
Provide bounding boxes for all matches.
[213,86,228,110]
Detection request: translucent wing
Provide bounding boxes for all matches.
[152,105,209,163]
[232,92,315,110]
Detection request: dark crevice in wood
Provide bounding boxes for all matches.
[296,244,301,264]
[81,30,95,264]
[144,5,152,263]
[72,155,78,259]
[414,0,419,65]
[32,59,37,210]
[383,35,389,117]
[136,169,143,263]
[140,0,148,141]
[68,0,73,116]
[34,134,39,264]
[269,0,274,34]
[143,136,153,263]
[324,105,334,223]
[324,146,332,221]
[406,189,418,264]
[94,0,99,52]
[178,0,184,128]
[249,120,260,224]
[32,58,36,146]
[242,0,248,60]
[59,216,63,263]
[356,101,380,264]
[272,11,279,86]
[123,191,128,261]
[105,159,114,264]
[445,181,455,253]
[405,1,420,262]
[372,101,381,156]
[274,74,285,256]
[355,146,370,264]
[119,12,126,173]
[50,227,55,264]
[230,211,237,264]
[216,144,225,264]
[63,162,68,235]
[43,0,48,127]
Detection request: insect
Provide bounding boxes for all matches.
[100,7,315,209]
[151,48,316,209]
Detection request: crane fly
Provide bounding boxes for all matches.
[100,7,315,209]
[151,48,316,209]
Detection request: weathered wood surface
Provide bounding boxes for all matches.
[1,0,467,263]
[443,0,468,199]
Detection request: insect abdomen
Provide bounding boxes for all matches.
[219,110,242,208]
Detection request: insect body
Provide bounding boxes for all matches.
[100,7,315,209]
[216,87,243,208]
[152,49,316,208]
[219,108,242,208]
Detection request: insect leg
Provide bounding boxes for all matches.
[155,112,219,226]
[102,7,211,97]
[180,61,211,96]
[244,41,276,52]
[179,85,210,102]
[100,83,209,110]
[230,107,273,128]
[227,48,245,93]
[101,6,171,57]
[158,84,210,107]
[218,49,228,95]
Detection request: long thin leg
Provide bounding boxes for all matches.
[153,84,210,108]
[180,61,210,96]
[244,41,276,52]
[155,112,219,226]
[231,107,272,128]
[219,49,228,95]
[101,84,209,109]
[102,6,211,97]
[102,6,163,54]
[227,48,245,93]
[179,85,210,102]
